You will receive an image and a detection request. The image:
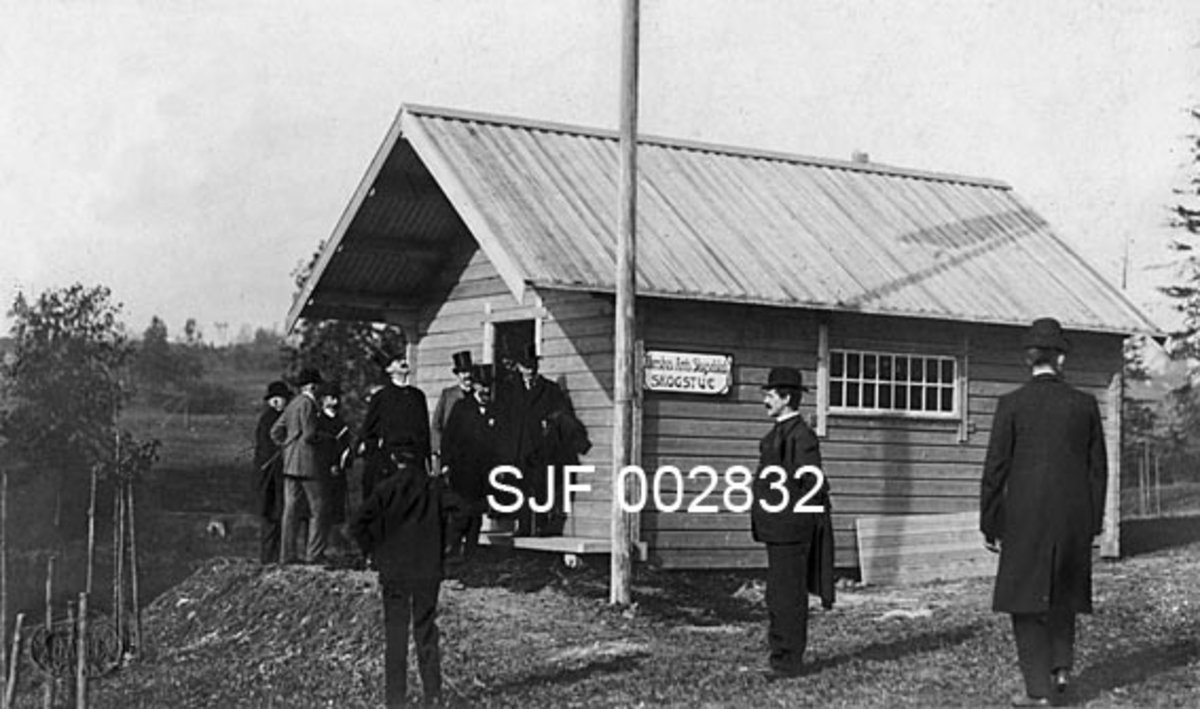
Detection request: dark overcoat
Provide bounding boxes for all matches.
[980,374,1108,614]
[253,407,284,519]
[496,375,572,473]
[350,466,444,588]
[442,397,499,511]
[750,414,835,607]
[359,383,431,464]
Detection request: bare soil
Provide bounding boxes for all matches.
[11,523,1198,708]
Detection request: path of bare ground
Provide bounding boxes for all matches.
[12,534,1200,708]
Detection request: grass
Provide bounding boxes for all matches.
[18,530,1196,708]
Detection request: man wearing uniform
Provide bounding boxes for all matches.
[981,318,1107,707]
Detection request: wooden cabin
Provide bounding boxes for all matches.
[286,104,1157,571]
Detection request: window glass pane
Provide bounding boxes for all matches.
[909,385,923,410]
[847,382,860,407]
[926,387,939,411]
[831,352,844,378]
[926,359,939,383]
[880,356,892,380]
[863,383,876,408]
[941,359,954,384]
[830,381,843,407]
[864,354,877,380]
[895,385,907,409]
[941,386,954,412]
[879,383,892,409]
[848,353,861,379]
[895,357,908,382]
[911,358,924,383]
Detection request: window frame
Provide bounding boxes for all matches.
[826,348,960,420]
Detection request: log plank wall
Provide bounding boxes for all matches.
[412,242,1124,570]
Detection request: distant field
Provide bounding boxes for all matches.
[1121,480,1200,520]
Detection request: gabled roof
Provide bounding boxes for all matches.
[288,104,1159,336]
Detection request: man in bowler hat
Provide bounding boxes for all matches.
[441,363,499,562]
[254,380,291,564]
[270,367,330,564]
[981,318,1107,706]
[750,366,834,681]
[431,350,475,476]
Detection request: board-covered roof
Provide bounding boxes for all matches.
[288,104,1158,336]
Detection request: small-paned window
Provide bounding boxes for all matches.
[829,350,957,416]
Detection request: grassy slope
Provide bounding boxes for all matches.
[46,535,1200,709]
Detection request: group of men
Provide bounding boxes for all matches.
[253,343,588,706]
[254,317,1104,707]
[253,342,588,568]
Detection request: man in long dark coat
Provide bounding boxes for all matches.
[496,343,574,536]
[431,350,475,475]
[359,351,431,501]
[980,318,1107,706]
[351,456,445,707]
[750,366,834,681]
[253,380,290,564]
[441,364,498,561]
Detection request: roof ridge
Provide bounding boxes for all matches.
[401,102,1011,189]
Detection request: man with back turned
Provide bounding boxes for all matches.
[980,318,1108,707]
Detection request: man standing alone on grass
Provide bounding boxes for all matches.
[351,450,445,707]
[980,318,1107,707]
[271,367,330,565]
[253,380,290,564]
[750,366,834,681]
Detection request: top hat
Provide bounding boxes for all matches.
[264,380,291,401]
[451,350,474,373]
[294,367,324,388]
[1021,318,1071,353]
[762,366,808,392]
[513,342,540,368]
[471,363,495,388]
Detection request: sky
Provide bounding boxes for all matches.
[2,0,1198,343]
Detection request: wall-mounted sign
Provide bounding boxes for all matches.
[643,350,733,395]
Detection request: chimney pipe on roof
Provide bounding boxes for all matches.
[851,151,870,164]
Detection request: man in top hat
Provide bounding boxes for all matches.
[271,367,331,564]
[981,318,1107,706]
[431,350,475,477]
[254,380,291,564]
[359,349,431,502]
[750,366,834,681]
[441,363,499,562]
[496,342,575,536]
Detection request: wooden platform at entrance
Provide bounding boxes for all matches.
[856,511,997,586]
[480,532,647,560]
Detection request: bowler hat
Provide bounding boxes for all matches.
[451,350,474,373]
[315,380,342,398]
[1021,318,1071,353]
[294,367,324,387]
[513,342,540,368]
[263,380,291,400]
[762,366,808,392]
